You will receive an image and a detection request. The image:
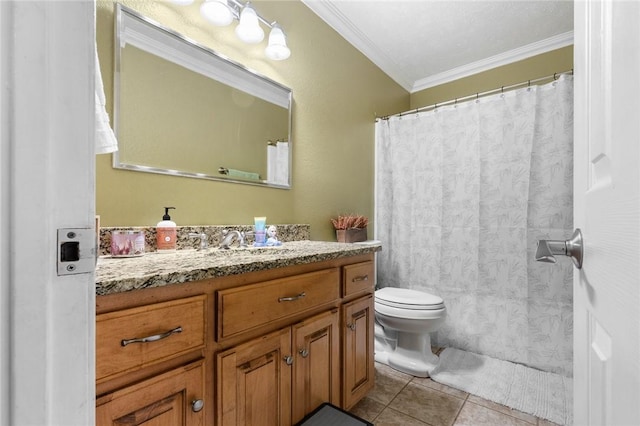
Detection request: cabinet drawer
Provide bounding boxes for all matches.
[96,359,205,426]
[96,295,206,383]
[217,268,339,340]
[343,261,374,297]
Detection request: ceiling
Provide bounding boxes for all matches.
[302,0,574,93]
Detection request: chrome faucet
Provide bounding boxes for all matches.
[188,232,208,250]
[219,229,246,249]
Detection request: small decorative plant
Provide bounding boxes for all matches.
[331,214,368,230]
[331,214,368,243]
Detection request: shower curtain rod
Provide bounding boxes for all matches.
[377,69,573,121]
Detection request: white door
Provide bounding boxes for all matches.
[0,1,96,425]
[573,1,640,425]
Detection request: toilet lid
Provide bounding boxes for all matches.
[375,287,444,310]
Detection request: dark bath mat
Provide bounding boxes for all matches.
[295,402,373,426]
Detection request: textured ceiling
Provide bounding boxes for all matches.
[302,0,574,92]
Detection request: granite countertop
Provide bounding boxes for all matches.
[96,240,381,296]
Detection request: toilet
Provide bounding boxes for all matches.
[374,287,446,377]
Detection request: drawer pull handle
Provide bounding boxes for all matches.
[121,326,182,347]
[278,292,306,302]
[299,348,309,358]
[284,355,294,365]
[347,323,356,331]
[352,275,369,282]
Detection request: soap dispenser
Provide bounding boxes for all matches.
[156,207,177,253]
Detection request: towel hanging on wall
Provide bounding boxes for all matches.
[94,42,118,155]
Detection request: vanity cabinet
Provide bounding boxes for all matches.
[342,261,374,297]
[216,268,339,341]
[95,295,207,426]
[96,252,376,426]
[96,359,206,426]
[341,260,376,409]
[96,295,206,383]
[216,327,293,425]
[216,310,340,426]
[342,294,375,409]
[292,309,340,423]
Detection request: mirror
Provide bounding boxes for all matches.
[113,4,292,188]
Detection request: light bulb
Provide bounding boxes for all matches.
[235,3,264,44]
[200,0,233,26]
[265,25,290,60]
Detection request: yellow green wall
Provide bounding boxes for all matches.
[410,45,573,109]
[97,0,573,241]
[96,0,408,240]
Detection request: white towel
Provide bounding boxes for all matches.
[267,144,277,184]
[267,141,289,185]
[94,43,118,155]
[276,141,289,185]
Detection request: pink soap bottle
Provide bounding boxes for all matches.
[156,207,177,253]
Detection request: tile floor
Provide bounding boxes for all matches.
[350,362,561,426]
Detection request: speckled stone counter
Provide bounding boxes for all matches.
[96,240,381,296]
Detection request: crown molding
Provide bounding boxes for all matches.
[302,0,573,94]
[412,31,574,93]
[302,0,414,91]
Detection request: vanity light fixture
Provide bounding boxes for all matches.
[200,0,234,26]
[265,24,291,60]
[235,3,264,43]
[171,0,291,60]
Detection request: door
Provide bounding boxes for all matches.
[342,295,375,410]
[96,360,206,426]
[0,1,96,424]
[574,1,640,424]
[216,328,292,426]
[291,309,340,423]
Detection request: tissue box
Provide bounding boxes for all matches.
[336,227,367,243]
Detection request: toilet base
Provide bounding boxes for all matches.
[374,328,440,378]
[386,347,439,377]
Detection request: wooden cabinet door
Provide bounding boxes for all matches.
[96,359,205,426]
[342,294,375,410]
[291,310,340,424]
[216,328,292,426]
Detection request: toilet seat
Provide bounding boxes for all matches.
[375,287,444,310]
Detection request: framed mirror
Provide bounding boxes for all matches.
[113,4,292,188]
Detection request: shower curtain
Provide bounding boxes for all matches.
[375,76,573,377]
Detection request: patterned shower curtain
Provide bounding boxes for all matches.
[375,76,573,376]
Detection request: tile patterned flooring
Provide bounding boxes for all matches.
[350,362,561,426]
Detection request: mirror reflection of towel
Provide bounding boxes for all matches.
[226,168,260,181]
[267,141,289,185]
[226,169,260,180]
